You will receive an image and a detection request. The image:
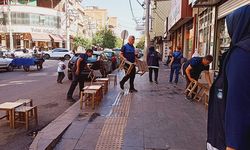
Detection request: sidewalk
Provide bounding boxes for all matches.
[54,65,207,150]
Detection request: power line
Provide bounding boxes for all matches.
[136,0,145,8]
[128,0,138,25]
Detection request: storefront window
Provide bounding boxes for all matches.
[9,12,61,28]
[184,21,193,58]
[215,18,231,69]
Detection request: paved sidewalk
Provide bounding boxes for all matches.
[55,65,207,150]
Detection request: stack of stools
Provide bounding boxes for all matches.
[95,78,109,94]
[14,99,38,130]
[107,74,117,86]
[80,85,103,110]
[193,83,208,102]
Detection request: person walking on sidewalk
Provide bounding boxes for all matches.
[67,49,93,101]
[169,46,183,84]
[57,57,66,84]
[147,46,160,84]
[207,5,250,150]
[119,35,138,93]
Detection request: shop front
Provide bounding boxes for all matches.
[214,0,250,69]
[168,0,192,57]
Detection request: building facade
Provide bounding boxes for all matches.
[0,0,96,50]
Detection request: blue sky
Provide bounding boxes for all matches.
[82,0,144,38]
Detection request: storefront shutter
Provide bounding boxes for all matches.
[218,0,250,19]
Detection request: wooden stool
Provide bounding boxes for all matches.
[15,99,33,106]
[95,78,109,94]
[14,106,38,130]
[185,80,198,97]
[204,88,209,108]
[193,83,207,102]
[92,82,106,95]
[80,85,103,110]
[108,74,117,86]
[136,60,148,76]
[119,59,135,75]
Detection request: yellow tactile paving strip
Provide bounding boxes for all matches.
[95,90,132,150]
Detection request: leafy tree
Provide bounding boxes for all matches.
[115,38,123,48]
[93,28,117,49]
[73,37,92,50]
[136,36,145,49]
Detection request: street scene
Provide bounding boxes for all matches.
[0,0,250,150]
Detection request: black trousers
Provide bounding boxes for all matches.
[57,72,65,83]
[120,64,136,90]
[67,73,85,98]
[149,68,159,82]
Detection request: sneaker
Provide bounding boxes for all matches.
[129,88,138,93]
[149,80,153,83]
[155,81,158,84]
[119,81,124,90]
[67,97,76,102]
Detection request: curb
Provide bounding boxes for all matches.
[29,101,80,150]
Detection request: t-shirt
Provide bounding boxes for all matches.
[79,53,89,72]
[184,57,209,79]
[121,43,135,63]
[172,51,183,65]
[57,61,65,72]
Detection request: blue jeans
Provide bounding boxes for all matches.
[169,64,181,83]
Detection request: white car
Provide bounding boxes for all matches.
[12,49,32,58]
[43,48,73,60]
[0,53,14,71]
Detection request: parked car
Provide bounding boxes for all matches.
[67,51,112,80]
[43,48,73,60]
[104,49,120,69]
[0,52,14,71]
[12,49,32,58]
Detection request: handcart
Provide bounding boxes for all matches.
[12,58,45,72]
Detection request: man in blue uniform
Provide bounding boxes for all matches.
[67,49,93,101]
[119,35,138,93]
[169,46,183,84]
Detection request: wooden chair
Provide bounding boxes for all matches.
[108,74,117,86]
[119,59,135,75]
[14,106,38,130]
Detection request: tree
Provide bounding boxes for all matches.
[136,36,145,49]
[73,37,92,50]
[115,38,123,48]
[92,28,117,49]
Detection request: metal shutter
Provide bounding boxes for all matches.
[218,0,250,19]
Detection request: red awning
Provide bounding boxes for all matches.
[49,34,63,43]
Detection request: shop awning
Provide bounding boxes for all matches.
[31,33,51,42]
[49,34,63,43]
[192,0,222,7]
[61,35,74,41]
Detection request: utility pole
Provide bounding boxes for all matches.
[144,0,150,61]
[65,0,70,50]
[7,0,13,50]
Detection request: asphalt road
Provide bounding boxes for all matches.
[0,60,81,150]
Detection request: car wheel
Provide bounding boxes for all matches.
[44,54,50,59]
[7,64,14,72]
[64,55,71,60]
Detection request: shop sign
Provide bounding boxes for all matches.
[31,28,55,34]
[168,0,182,29]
